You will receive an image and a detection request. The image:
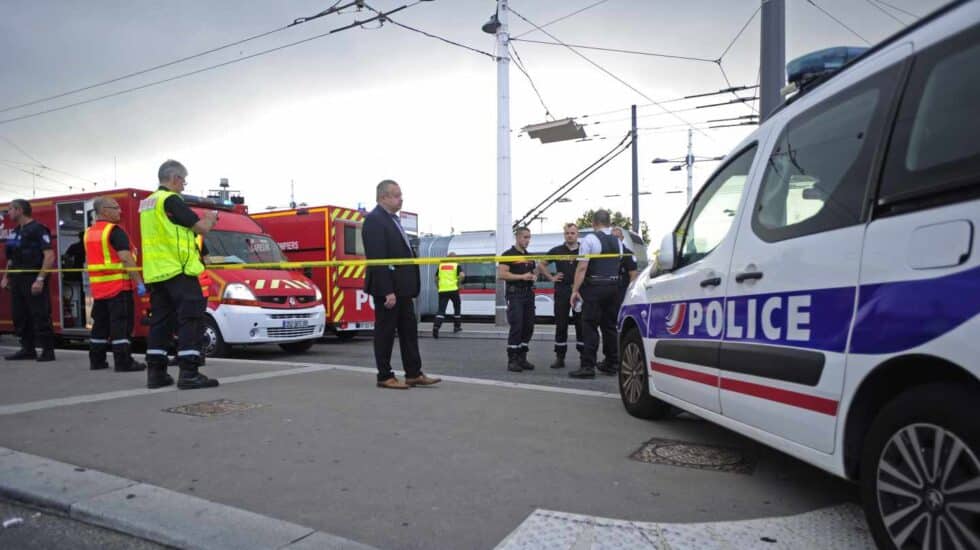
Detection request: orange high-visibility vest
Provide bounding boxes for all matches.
[84,220,133,300]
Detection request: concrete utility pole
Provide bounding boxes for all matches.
[630,104,639,233]
[760,0,786,121]
[685,129,694,205]
[493,0,512,326]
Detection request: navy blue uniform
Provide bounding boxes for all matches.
[502,246,536,365]
[576,231,622,375]
[5,220,55,355]
[546,243,583,358]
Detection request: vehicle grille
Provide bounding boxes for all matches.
[259,295,317,305]
[268,313,316,320]
[267,326,317,338]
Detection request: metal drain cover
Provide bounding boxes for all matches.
[631,437,756,474]
[163,399,263,417]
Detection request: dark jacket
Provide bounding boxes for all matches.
[362,205,420,298]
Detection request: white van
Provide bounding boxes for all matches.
[616,2,980,548]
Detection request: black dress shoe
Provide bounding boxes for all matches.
[5,349,36,361]
[597,364,618,376]
[36,350,56,362]
[177,373,220,390]
[569,367,595,379]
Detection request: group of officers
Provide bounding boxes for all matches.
[433,209,637,378]
[3,159,220,390]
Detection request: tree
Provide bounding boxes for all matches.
[575,208,649,243]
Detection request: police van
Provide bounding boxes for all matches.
[616,2,980,548]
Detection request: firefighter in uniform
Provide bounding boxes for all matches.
[1,199,56,362]
[432,252,464,338]
[498,226,537,372]
[542,223,583,369]
[569,210,623,378]
[139,160,218,390]
[85,196,146,372]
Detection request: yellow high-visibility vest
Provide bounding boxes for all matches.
[139,190,204,284]
[437,262,460,293]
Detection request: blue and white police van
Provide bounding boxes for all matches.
[616,2,980,548]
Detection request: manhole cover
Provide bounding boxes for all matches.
[631,437,756,474]
[163,399,263,417]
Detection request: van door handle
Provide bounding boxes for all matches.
[700,276,722,288]
[735,271,764,283]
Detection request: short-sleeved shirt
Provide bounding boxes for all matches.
[158,186,200,228]
[107,226,131,252]
[546,243,579,288]
[577,228,623,259]
[501,246,536,290]
[5,220,52,275]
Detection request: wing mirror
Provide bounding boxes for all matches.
[656,232,676,273]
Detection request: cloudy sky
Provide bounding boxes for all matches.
[0,0,945,244]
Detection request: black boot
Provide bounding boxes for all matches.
[177,363,219,389]
[4,348,36,361]
[507,349,523,372]
[90,343,109,370]
[36,348,56,362]
[432,317,442,339]
[113,344,145,372]
[518,350,535,371]
[146,358,173,389]
[569,365,595,378]
[453,317,462,333]
[597,358,618,376]
[550,350,566,369]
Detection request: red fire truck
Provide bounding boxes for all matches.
[253,205,417,340]
[0,189,325,356]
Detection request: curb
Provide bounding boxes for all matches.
[0,447,377,550]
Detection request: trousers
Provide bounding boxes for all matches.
[506,289,535,354]
[434,291,461,329]
[10,275,54,351]
[146,275,205,370]
[372,295,423,382]
[553,286,583,355]
[89,291,136,369]
[580,284,620,368]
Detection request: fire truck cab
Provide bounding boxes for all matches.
[0,188,325,356]
[254,205,418,340]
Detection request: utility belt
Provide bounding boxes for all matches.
[584,275,620,287]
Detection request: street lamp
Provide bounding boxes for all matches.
[651,154,725,203]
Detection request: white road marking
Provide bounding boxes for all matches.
[0,347,617,416]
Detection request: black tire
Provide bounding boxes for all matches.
[201,316,230,358]
[618,328,673,420]
[336,331,356,342]
[278,340,315,353]
[860,383,980,550]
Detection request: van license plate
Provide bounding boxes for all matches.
[282,320,308,329]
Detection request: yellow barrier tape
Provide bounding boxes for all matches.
[1,253,631,274]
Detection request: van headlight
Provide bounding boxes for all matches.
[223,283,256,301]
[315,287,322,301]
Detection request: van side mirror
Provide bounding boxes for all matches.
[657,232,676,272]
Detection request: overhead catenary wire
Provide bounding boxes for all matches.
[864,0,907,26]
[375,11,497,60]
[507,7,710,139]
[511,0,612,40]
[803,0,872,45]
[1,136,99,186]
[718,5,761,61]
[872,0,920,20]
[0,161,84,191]
[0,4,418,126]
[509,42,555,120]
[510,38,717,64]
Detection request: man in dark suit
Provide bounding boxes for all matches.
[362,180,441,390]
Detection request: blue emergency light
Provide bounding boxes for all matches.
[787,46,868,90]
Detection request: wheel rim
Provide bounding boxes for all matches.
[876,422,980,550]
[202,326,218,356]
[619,340,646,405]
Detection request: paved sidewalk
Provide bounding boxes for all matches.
[417,321,565,341]
[0,347,860,549]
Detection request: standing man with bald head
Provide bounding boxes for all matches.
[85,196,146,372]
[362,179,441,390]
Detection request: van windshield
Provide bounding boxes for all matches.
[204,231,286,265]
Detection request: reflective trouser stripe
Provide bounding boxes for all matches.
[177,350,200,357]
[146,349,168,356]
[89,338,109,344]
[111,339,130,345]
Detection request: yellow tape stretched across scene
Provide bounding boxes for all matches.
[1,253,631,274]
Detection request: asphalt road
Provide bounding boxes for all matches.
[0,498,166,549]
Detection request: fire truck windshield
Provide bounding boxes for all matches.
[203,231,287,265]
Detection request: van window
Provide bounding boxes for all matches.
[676,144,757,268]
[753,62,903,241]
[343,225,365,256]
[880,26,980,205]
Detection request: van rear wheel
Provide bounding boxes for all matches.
[860,383,980,550]
[618,328,673,420]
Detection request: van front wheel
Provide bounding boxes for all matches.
[860,383,980,550]
[201,317,230,358]
[618,328,672,420]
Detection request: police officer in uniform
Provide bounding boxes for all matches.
[611,227,638,307]
[569,210,623,378]
[139,160,218,390]
[2,199,56,362]
[432,252,464,338]
[85,196,146,372]
[498,226,537,372]
[542,223,583,369]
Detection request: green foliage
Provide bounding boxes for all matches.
[575,208,649,243]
